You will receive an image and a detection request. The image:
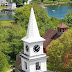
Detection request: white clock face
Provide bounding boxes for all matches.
[33,45,40,52]
[25,45,29,52]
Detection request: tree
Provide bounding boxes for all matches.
[46,28,72,72]
[32,0,42,3]
[0,21,26,60]
[47,40,64,71]
[0,51,8,72]
[13,0,27,5]
[64,10,72,27]
[14,4,50,36]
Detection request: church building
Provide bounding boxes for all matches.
[15,8,47,72]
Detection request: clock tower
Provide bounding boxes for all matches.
[21,8,47,72]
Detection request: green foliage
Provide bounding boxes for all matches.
[0,20,26,61]
[43,0,50,4]
[47,40,64,71]
[60,29,72,51]
[11,0,72,4]
[48,17,63,29]
[13,0,27,5]
[14,4,50,36]
[32,0,42,4]
[43,0,72,4]
[0,51,8,72]
[46,28,72,72]
[64,10,72,27]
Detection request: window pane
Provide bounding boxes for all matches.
[36,62,40,70]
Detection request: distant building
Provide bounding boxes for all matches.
[7,2,16,10]
[24,0,32,5]
[0,0,8,6]
[42,23,69,53]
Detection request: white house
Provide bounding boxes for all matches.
[0,0,8,6]
[7,2,16,10]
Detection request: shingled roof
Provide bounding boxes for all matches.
[57,23,69,28]
[42,29,60,49]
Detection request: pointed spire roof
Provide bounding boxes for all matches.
[21,8,45,43]
[26,7,40,38]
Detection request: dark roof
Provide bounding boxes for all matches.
[53,35,60,40]
[42,29,60,48]
[57,23,69,28]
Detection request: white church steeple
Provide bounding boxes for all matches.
[21,8,45,43]
[20,8,47,72]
